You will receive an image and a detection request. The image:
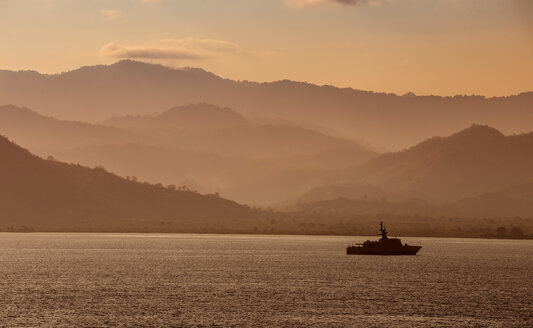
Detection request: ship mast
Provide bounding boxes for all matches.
[379,221,388,239]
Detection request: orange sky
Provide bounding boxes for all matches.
[0,0,531,96]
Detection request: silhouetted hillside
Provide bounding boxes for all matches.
[0,135,257,231]
[300,125,533,203]
[1,60,532,149]
[1,134,530,236]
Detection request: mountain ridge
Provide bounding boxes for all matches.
[103,103,248,129]
[0,134,257,231]
[298,124,533,203]
[2,60,532,149]
[1,104,377,205]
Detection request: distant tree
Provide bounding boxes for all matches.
[95,165,106,172]
[496,226,508,236]
[46,156,57,161]
[167,184,177,191]
[509,227,523,237]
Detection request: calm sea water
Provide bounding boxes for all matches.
[0,233,531,327]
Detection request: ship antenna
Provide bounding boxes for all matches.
[379,221,388,239]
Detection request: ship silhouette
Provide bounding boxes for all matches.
[347,222,422,255]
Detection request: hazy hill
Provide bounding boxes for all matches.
[0,135,255,231]
[293,182,533,219]
[103,102,366,159]
[0,61,228,122]
[55,143,376,205]
[0,105,136,153]
[292,197,435,217]
[297,183,398,204]
[1,105,376,205]
[1,104,369,159]
[104,105,367,159]
[300,125,533,203]
[453,183,533,217]
[0,133,530,235]
[54,143,245,193]
[104,103,248,130]
[1,60,532,149]
[155,123,361,159]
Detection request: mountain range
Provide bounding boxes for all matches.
[2,60,532,150]
[0,104,376,204]
[1,132,531,236]
[1,60,532,234]
[296,125,533,217]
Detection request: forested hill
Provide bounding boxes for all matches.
[0,135,256,231]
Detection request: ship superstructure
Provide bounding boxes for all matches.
[346,222,421,255]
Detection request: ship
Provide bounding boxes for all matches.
[346,221,421,255]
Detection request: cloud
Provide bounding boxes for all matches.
[99,38,241,60]
[100,9,123,21]
[100,42,204,60]
[285,0,374,7]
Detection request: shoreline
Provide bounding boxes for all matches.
[1,230,531,241]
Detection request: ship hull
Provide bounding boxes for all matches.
[346,245,421,255]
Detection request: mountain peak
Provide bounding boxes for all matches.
[111,59,169,71]
[161,103,246,121]
[452,124,505,140]
[401,92,416,98]
[108,60,218,79]
[104,103,248,129]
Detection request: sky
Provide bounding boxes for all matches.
[0,0,531,96]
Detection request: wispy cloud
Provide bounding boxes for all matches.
[100,42,204,60]
[100,9,123,21]
[285,0,377,7]
[99,38,241,60]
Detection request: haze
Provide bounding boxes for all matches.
[0,0,532,96]
[2,2,533,327]
[0,0,532,237]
